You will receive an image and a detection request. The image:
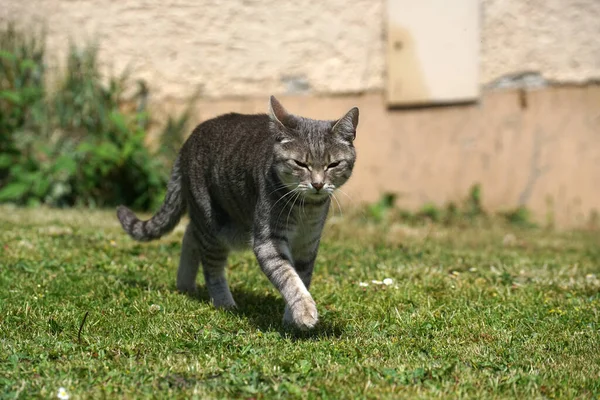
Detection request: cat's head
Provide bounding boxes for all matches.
[268,96,359,201]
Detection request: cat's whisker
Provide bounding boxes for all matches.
[274,188,301,228]
[335,188,355,205]
[300,193,307,220]
[334,188,372,223]
[330,192,344,218]
[266,182,297,197]
[267,187,300,215]
[269,183,296,194]
[285,190,303,229]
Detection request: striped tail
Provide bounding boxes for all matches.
[117,155,186,241]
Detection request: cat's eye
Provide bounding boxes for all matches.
[293,160,309,169]
[327,161,341,169]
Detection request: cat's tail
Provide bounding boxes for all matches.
[117,155,186,241]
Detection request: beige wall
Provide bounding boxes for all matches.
[3,1,600,227]
[3,0,600,101]
[185,86,600,228]
[482,0,600,86]
[2,0,384,100]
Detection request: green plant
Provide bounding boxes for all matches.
[366,192,397,222]
[465,183,484,219]
[501,206,536,228]
[418,202,442,222]
[0,25,195,210]
[48,44,167,208]
[545,195,555,229]
[588,209,600,231]
[0,24,46,188]
[361,184,542,228]
[443,201,460,225]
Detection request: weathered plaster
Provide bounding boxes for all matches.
[2,0,599,101]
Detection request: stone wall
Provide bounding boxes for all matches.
[2,0,599,101]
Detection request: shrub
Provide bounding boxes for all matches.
[0,24,193,210]
[0,24,46,189]
[501,206,537,228]
[418,203,441,222]
[366,192,397,222]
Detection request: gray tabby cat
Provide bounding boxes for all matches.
[117,96,358,330]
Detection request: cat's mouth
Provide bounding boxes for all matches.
[295,184,334,200]
[303,188,334,200]
[307,191,329,198]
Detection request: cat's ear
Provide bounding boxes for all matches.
[269,95,290,126]
[332,107,359,141]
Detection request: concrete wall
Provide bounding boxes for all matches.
[182,86,600,228]
[2,0,599,101]
[2,0,384,100]
[482,0,600,87]
[2,1,600,227]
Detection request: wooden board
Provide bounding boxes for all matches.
[386,0,480,106]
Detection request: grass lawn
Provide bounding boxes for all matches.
[1,205,599,399]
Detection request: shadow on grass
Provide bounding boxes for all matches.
[185,285,344,340]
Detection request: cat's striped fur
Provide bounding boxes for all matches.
[117,96,359,330]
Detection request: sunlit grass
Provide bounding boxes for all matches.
[1,205,599,398]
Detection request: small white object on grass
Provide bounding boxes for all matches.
[57,387,70,400]
[358,282,369,287]
[383,278,393,286]
[149,304,161,314]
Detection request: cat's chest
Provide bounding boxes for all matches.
[286,206,327,240]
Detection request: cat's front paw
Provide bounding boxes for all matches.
[283,297,318,330]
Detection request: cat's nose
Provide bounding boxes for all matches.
[312,181,324,191]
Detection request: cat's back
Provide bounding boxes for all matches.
[180,111,274,192]
[180,111,274,179]
[180,111,273,232]
[186,112,271,152]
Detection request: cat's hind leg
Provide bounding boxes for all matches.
[199,230,236,309]
[201,249,235,309]
[177,224,236,308]
[176,224,202,294]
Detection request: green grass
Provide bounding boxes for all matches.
[1,205,599,399]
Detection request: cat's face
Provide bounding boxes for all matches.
[269,96,358,201]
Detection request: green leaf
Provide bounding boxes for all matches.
[31,178,51,198]
[121,138,138,159]
[95,142,121,163]
[53,155,78,175]
[26,197,41,207]
[21,170,43,184]
[19,58,38,72]
[0,50,16,62]
[76,141,97,154]
[20,86,44,103]
[0,181,29,201]
[0,154,13,168]
[0,90,22,105]
[109,111,129,134]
